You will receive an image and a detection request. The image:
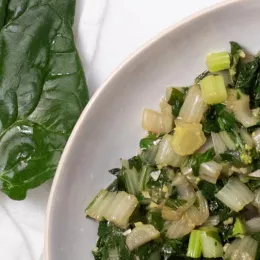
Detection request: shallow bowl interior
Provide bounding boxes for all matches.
[46,0,260,259]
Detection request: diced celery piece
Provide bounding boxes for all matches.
[187,230,202,258]
[200,228,223,258]
[206,51,230,72]
[232,217,246,237]
[200,75,227,104]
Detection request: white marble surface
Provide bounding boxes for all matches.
[2,0,226,259]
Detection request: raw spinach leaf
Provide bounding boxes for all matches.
[167,88,185,117]
[189,148,215,176]
[0,0,88,199]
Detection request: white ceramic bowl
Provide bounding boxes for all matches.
[45,0,260,259]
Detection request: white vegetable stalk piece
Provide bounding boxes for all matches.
[172,174,196,200]
[179,84,207,123]
[196,191,209,225]
[215,178,254,212]
[201,228,223,258]
[198,137,214,153]
[160,99,174,133]
[142,109,164,134]
[199,160,222,184]
[104,191,138,229]
[246,217,260,233]
[166,216,195,239]
[86,190,138,229]
[249,169,260,178]
[211,132,227,155]
[126,224,160,251]
[162,206,182,221]
[162,195,196,222]
[252,129,260,151]
[202,216,220,227]
[253,189,260,209]
[185,206,202,226]
[239,128,254,148]
[227,95,259,127]
[155,134,186,167]
[219,131,236,150]
[224,236,258,260]
[86,189,110,221]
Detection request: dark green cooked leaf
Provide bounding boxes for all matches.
[215,104,237,131]
[93,222,131,260]
[195,70,209,84]
[167,88,184,117]
[189,148,215,176]
[0,0,88,199]
[229,41,245,84]
[0,0,7,29]
[202,104,237,134]
[139,133,162,150]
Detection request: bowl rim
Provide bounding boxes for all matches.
[44,0,241,258]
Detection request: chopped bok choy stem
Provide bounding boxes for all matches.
[246,217,260,233]
[179,85,207,123]
[155,134,186,167]
[86,190,138,229]
[219,131,236,150]
[211,132,227,155]
[142,109,164,134]
[215,178,254,212]
[166,216,195,239]
[227,95,259,127]
[224,236,258,260]
[199,160,222,184]
[252,129,260,151]
[126,224,160,251]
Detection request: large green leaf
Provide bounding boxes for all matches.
[0,0,88,199]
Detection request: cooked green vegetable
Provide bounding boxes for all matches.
[206,51,230,73]
[0,0,88,200]
[87,42,260,259]
[200,75,227,104]
[166,87,185,117]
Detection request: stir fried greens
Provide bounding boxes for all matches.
[86,42,260,260]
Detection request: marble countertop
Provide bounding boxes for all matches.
[1,0,225,259]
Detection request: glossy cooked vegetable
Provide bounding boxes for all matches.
[86,42,260,259]
[0,0,88,199]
